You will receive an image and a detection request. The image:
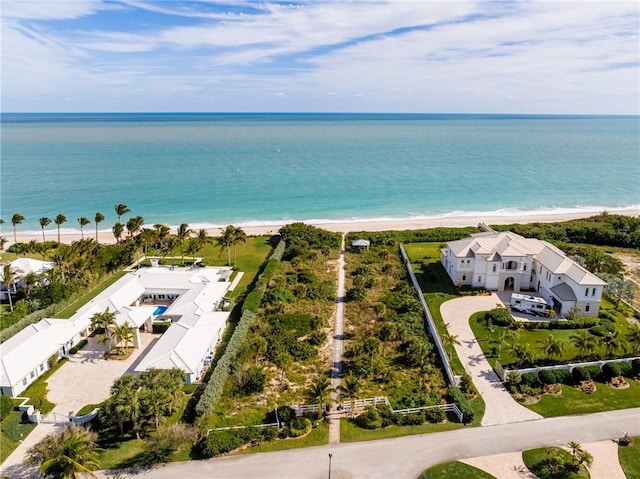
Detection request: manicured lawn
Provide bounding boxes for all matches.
[98,437,146,470]
[0,410,38,463]
[522,447,589,479]
[618,437,640,479]
[55,271,127,318]
[418,461,496,479]
[526,379,640,417]
[340,417,465,443]
[238,422,329,454]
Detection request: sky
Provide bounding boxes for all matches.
[1,0,639,114]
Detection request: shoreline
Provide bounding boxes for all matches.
[5,209,639,247]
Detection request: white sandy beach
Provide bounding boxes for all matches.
[6,209,639,248]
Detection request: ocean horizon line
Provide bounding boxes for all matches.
[8,204,639,238]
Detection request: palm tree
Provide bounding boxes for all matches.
[54,214,67,243]
[112,222,124,243]
[77,217,91,239]
[176,223,192,264]
[114,204,131,224]
[232,226,247,266]
[103,375,138,437]
[602,330,627,357]
[196,228,214,257]
[90,308,116,351]
[94,212,104,243]
[39,217,51,243]
[126,215,144,238]
[442,333,461,360]
[11,213,24,244]
[513,343,534,367]
[338,374,361,417]
[570,330,597,359]
[626,324,640,355]
[2,264,21,312]
[305,376,335,420]
[25,424,102,479]
[216,225,236,267]
[538,334,564,361]
[112,322,134,356]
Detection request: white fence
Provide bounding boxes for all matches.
[496,356,639,381]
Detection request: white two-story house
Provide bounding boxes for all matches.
[441,231,606,317]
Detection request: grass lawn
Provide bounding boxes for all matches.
[0,410,38,463]
[54,271,127,319]
[238,422,329,454]
[525,379,640,417]
[340,417,465,443]
[618,437,640,479]
[418,461,496,479]
[19,357,70,415]
[522,447,589,479]
[98,437,146,470]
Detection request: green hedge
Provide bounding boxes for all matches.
[0,305,59,344]
[152,322,172,334]
[69,339,87,355]
[195,240,285,417]
[447,387,475,424]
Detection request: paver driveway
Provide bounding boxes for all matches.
[440,294,542,426]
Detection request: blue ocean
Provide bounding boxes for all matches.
[1,113,638,234]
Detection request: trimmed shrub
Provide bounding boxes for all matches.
[632,359,640,375]
[589,325,608,337]
[152,322,171,334]
[572,367,590,383]
[201,430,246,457]
[548,317,599,329]
[600,319,616,333]
[0,395,14,418]
[585,365,603,382]
[618,361,632,377]
[602,362,623,380]
[424,408,446,423]
[553,369,572,385]
[288,417,312,437]
[448,387,475,424]
[486,308,514,327]
[356,405,383,429]
[403,412,424,426]
[242,291,263,314]
[538,369,557,385]
[69,339,87,355]
[521,372,539,387]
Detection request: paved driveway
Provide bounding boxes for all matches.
[1,333,159,475]
[440,294,542,426]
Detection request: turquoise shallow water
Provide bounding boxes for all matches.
[1,113,638,233]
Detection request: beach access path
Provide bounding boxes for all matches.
[440,294,543,426]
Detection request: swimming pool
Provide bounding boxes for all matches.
[153,305,168,316]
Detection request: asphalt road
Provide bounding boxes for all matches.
[101,408,640,479]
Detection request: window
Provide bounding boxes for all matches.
[592,288,596,296]
[30,371,36,379]
[23,378,28,386]
[478,276,481,282]
[492,264,497,272]
[523,264,527,271]
[585,288,589,297]
[40,363,45,372]
[585,304,591,312]
[462,275,466,281]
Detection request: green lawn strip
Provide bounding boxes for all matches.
[522,447,589,479]
[618,437,640,479]
[97,438,145,470]
[238,422,329,454]
[20,357,69,415]
[340,417,463,443]
[525,379,640,417]
[0,411,38,463]
[418,461,497,479]
[425,293,465,375]
[54,271,127,319]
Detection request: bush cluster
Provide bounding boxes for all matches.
[485,308,514,327]
[0,305,59,344]
[288,417,311,437]
[347,227,479,247]
[447,387,475,424]
[200,426,278,457]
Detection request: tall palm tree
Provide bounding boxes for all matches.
[538,334,564,361]
[39,217,51,243]
[625,324,640,355]
[77,217,91,239]
[25,424,102,479]
[513,343,534,367]
[11,213,24,244]
[112,222,124,243]
[338,374,361,417]
[569,330,597,359]
[114,204,130,224]
[216,225,236,267]
[232,226,247,266]
[126,215,144,238]
[176,223,192,264]
[103,375,138,437]
[442,333,462,360]
[91,308,117,351]
[305,376,335,420]
[112,322,134,356]
[2,264,21,312]
[94,212,104,243]
[54,214,67,243]
[196,228,214,257]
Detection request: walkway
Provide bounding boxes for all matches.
[328,234,347,444]
[101,408,640,479]
[462,451,537,479]
[440,294,542,426]
[1,333,159,477]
